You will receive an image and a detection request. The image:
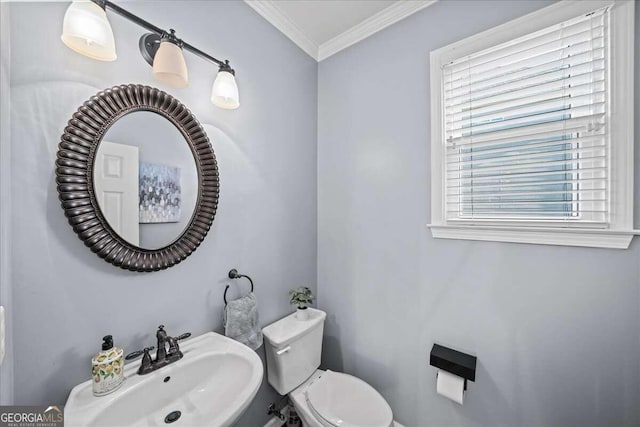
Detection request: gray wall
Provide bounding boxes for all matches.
[317,1,640,426]
[5,1,317,425]
[0,0,15,406]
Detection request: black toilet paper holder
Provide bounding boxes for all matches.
[429,343,477,390]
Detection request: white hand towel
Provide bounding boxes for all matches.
[223,292,263,350]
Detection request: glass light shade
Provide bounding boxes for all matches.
[152,41,189,88]
[61,0,117,61]
[211,71,240,109]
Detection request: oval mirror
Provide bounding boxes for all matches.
[95,112,198,249]
[56,84,219,272]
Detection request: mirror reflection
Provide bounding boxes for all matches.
[94,111,198,250]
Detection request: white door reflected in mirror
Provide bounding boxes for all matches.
[94,141,140,246]
[94,111,198,250]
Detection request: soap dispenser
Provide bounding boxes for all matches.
[91,335,124,396]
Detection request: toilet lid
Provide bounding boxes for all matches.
[306,370,393,427]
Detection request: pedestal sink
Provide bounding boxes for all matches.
[65,332,263,426]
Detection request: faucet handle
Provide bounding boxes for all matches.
[125,346,155,360]
[167,333,190,357]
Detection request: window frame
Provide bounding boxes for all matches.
[428,0,636,249]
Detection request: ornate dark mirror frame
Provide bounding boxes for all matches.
[56,84,219,272]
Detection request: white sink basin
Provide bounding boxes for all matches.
[65,332,263,426]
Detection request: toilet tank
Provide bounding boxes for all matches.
[262,308,326,395]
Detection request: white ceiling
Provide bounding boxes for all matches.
[271,1,397,45]
[245,0,437,61]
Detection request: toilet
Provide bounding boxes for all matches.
[263,308,400,427]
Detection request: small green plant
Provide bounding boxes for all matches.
[289,286,313,309]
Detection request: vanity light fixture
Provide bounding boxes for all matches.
[211,64,240,110]
[61,0,117,61]
[151,30,189,88]
[61,0,240,109]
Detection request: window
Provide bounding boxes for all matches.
[429,0,635,248]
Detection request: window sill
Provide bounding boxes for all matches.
[427,224,639,249]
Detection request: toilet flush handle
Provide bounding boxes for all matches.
[276,346,291,355]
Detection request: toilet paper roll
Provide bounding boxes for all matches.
[436,370,465,405]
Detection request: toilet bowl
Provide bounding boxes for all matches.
[290,369,397,427]
[262,308,403,427]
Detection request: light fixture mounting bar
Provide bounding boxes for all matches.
[93,0,228,68]
[95,0,162,34]
[182,41,227,69]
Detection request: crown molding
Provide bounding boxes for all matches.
[244,0,319,60]
[318,0,437,61]
[245,0,437,62]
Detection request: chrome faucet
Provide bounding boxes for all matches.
[125,325,191,375]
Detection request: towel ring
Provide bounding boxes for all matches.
[224,269,254,305]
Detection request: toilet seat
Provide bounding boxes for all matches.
[305,370,393,427]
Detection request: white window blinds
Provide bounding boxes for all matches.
[443,8,608,226]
